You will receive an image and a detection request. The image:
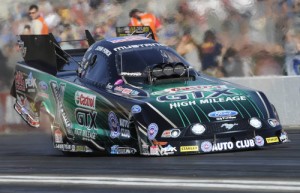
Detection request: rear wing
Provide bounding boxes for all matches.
[116,26,155,40]
[17,30,95,75]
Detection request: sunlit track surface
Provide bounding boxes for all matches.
[0,129,299,193]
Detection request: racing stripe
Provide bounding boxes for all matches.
[235,100,251,118]
[146,102,177,128]
[175,108,186,127]
[98,95,116,108]
[136,122,147,135]
[190,105,202,123]
[209,103,217,111]
[177,107,191,125]
[215,102,225,110]
[239,90,264,119]
[229,101,244,119]
[194,104,210,122]
[256,91,270,118]
[115,103,130,117]
[246,97,264,119]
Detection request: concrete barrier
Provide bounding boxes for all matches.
[223,76,300,127]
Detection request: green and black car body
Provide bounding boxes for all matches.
[11,30,289,156]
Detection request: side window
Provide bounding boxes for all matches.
[84,53,110,84]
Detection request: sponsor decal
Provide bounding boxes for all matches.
[161,130,171,138]
[266,136,279,144]
[211,139,255,152]
[147,123,159,140]
[152,85,228,95]
[113,43,163,51]
[280,131,288,143]
[235,139,255,149]
[38,92,49,99]
[201,141,213,152]
[221,123,238,130]
[74,128,96,141]
[255,136,265,147]
[212,142,234,152]
[108,111,120,139]
[198,96,246,104]
[74,145,84,152]
[121,128,131,139]
[106,83,113,90]
[142,144,150,154]
[157,89,235,102]
[71,145,93,152]
[161,145,177,155]
[95,45,112,57]
[150,145,159,155]
[169,101,196,109]
[208,110,238,118]
[110,145,137,155]
[55,144,72,151]
[109,36,149,44]
[118,119,130,139]
[38,81,48,91]
[157,89,247,108]
[180,146,199,152]
[110,145,118,154]
[120,72,142,77]
[25,72,37,92]
[114,86,139,96]
[153,141,168,146]
[50,81,73,137]
[131,105,142,114]
[120,119,129,128]
[75,91,96,110]
[161,129,181,138]
[15,71,26,92]
[75,108,97,130]
[268,119,280,127]
[54,129,63,143]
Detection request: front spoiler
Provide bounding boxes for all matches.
[140,128,289,156]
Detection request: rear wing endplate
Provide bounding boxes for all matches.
[17,30,95,75]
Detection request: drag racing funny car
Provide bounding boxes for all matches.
[11,27,289,156]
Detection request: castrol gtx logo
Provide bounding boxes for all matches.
[75,91,96,110]
[208,110,238,118]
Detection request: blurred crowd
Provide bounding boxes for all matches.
[1,0,300,91]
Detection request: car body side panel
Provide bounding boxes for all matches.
[13,63,140,154]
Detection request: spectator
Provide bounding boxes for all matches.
[128,8,162,41]
[176,29,201,72]
[0,46,13,91]
[22,25,31,35]
[198,30,224,77]
[222,47,244,77]
[254,50,282,76]
[284,30,300,75]
[28,4,49,35]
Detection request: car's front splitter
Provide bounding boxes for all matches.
[140,128,289,156]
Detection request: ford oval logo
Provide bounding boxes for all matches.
[131,105,141,114]
[208,110,238,118]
